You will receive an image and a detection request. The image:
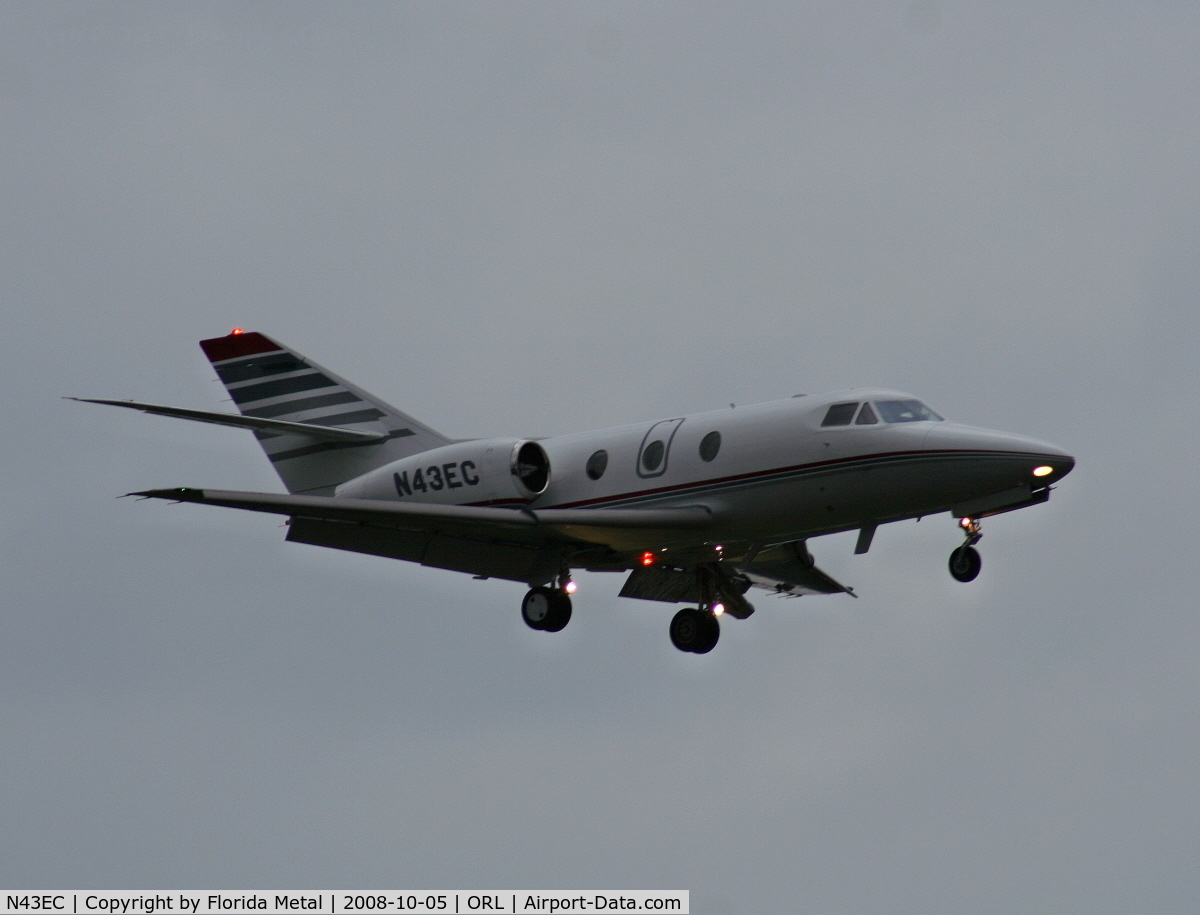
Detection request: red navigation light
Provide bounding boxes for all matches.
[641,552,656,567]
[230,328,245,335]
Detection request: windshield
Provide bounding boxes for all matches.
[875,399,943,423]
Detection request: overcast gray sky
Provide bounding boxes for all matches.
[3,3,1199,911]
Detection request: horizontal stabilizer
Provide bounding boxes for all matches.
[69,398,386,443]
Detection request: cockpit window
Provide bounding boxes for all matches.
[821,402,859,426]
[855,402,878,425]
[875,400,943,423]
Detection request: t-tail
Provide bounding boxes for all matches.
[198,331,451,493]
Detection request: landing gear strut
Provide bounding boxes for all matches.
[521,583,572,632]
[949,517,982,583]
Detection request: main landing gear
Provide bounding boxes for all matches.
[521,582,573,632]
[949,517,983,583]
[669,606,721,654]
[666,563,741,654]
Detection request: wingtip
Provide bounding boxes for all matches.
[127,487,205,502]
[68,397,135,407]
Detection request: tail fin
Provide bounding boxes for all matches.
[200,330,451,494]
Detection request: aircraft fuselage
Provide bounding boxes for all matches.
[336,388,1073,555]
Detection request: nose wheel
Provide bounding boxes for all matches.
[949,517,983,582]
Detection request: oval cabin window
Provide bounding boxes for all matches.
[641,440,665,472]
[699,431,721,462]
[586,449,608,480]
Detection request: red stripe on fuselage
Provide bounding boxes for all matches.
[478,448,1054,512]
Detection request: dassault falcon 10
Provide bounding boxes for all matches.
[77,329,1075,654]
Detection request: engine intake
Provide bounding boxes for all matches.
[511,440,550,496]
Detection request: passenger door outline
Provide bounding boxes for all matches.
[636,418,686,479]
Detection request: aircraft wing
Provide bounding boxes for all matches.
[741,555,855,597]
[131,487,712,534]
[130,488,712,583]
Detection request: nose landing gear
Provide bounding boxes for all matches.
[949,517,983,582]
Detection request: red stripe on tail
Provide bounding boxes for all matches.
[199,331,281,362]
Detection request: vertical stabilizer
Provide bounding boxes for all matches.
[199,331,451,494]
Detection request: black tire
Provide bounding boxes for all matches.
[693,612,720,654]
[541,591,573,632]
[669,607,721,654]
[521,587,553,630]
[521,587,572,632]
[949,545,982,582]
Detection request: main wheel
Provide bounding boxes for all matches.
[669,607,721,654]
[541,591,572,632]
[949,545,982,582]
[521,587,572,632]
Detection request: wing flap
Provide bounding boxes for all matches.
[739,540,854,596]
[617,564,756,617]
[742,559,854,596]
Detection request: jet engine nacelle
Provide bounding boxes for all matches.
[335,438,551,505]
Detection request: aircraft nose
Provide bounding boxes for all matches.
[1035,448,1075,484]
[925,424,1075,485]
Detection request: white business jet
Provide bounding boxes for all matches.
[77,330,1074,654]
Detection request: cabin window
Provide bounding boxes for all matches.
[642,440,665,472]
[586,449,608,480]
[699,431,721,461]
[821,402,859,426]
[855,403,878,425]
[875,400,943,423]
